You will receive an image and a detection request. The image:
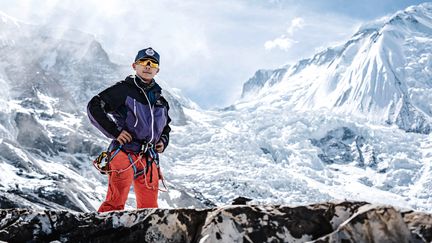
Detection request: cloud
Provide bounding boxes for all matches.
[264,17,305,51]
[287,17,305,35]
[264,36,297,51]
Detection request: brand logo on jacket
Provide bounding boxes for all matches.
[155,100,163,106]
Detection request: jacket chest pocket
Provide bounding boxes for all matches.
[125,98,151,130]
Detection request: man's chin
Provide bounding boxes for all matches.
[137,74,153,82]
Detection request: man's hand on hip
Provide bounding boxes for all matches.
[116,130,132,145]
[155,141,165,153]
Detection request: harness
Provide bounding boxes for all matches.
[93,143,168,192]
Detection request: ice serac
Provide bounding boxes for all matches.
[0,201,430,242]
[241,3,432,134]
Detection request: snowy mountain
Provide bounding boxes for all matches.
[239,3,432,134]
[0,11,121,211]
[1,3,432,215]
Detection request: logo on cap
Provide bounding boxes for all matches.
[145,49,155,56]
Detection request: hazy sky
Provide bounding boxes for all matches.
[0,0,429,108]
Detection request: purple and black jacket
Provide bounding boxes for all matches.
[87,75,171,152]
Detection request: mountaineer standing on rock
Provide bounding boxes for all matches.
[87,47,171,212]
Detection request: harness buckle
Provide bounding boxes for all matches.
[140,142,154,154]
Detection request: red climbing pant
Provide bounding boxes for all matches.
[98,150,159,212]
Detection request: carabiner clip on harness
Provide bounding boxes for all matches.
[93,145,123,175]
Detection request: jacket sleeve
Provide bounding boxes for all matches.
[87,81,127,139]
[159,99,171,151]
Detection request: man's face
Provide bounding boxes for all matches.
[133,59,159,82]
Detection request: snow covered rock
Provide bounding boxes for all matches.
[0,201,430,242]
[314,205,417,242]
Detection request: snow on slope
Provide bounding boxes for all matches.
[237,3,432,134]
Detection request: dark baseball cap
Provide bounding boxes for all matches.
[134,47,160,64]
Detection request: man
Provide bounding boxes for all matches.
[87,47,171,212]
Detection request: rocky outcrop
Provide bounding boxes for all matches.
[0,201,430,242]
[313,204,431,242]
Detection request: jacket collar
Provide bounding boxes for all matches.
[125,75,162,93]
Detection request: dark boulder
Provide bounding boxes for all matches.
[0,201,430,242]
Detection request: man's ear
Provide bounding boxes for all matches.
[156,68,160,74]
[132,63,136,70]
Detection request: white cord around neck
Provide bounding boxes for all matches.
[134,75,155,143]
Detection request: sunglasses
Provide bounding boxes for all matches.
[136,59,159,68]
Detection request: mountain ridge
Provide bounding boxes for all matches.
[238,3,432,134]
